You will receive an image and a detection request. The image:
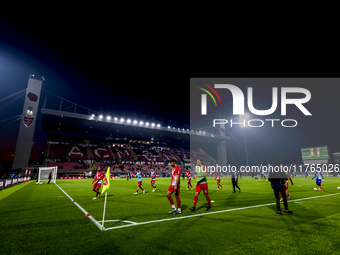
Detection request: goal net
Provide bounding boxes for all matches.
[37,167,58,184]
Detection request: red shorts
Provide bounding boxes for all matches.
[195,183,209,194]
[187,178,191,183]
[168,184,180,195]
[151,180,155,185]
[216,179,220,184]
[93,182,101,190]
[285,182,289,189]
[138,181,143,186]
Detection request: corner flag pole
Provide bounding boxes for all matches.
[101,191,108,231]
[100,167,110,231]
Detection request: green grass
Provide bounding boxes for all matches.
[1,177,340,254]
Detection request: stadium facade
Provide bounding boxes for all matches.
[10,75,229,178]
[40,95,229,178]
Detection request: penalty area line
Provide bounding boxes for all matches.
[104,192,340,231]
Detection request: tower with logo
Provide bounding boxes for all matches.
[12,74,44,170]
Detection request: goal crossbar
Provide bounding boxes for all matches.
[38,167,58,184]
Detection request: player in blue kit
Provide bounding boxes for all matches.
[312,170,325,191]
[134,169,145,195]
[150,168,157,192]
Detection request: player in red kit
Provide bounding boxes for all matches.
[167,159,181,214]
[150,168,157,192]
[215,172,223,190]
[134,169,145,195]
[190,159,212,212]
[92,167,104,199]
[186,167,193,190]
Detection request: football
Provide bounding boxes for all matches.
[314,188,317,191]
[338,187,340,190]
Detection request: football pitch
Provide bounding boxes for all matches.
[1,177,340,254]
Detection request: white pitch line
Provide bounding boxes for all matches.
[104,192,340,231]
[54,183,340,232]
[98,220,137,224]
[289,193,340,202]
[55,183,102,230]
[63,189,89,191]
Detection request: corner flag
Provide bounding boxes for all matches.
[100,167,110,195]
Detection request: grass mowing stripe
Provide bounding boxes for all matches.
[0,181,33,201]
[104,192,340,231]
[219,212,340,254]
[55,183,103,230]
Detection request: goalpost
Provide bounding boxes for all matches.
[37,166,58,184]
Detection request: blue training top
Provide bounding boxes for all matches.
[137,172,143,181]
[312,171,324,181]
[151,171,156,180]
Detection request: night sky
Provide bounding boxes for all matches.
[1,16,340,167]
[0,17,189,162]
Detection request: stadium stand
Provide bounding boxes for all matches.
[44,133,216,177]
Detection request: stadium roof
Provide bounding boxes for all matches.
[41,108,229,147]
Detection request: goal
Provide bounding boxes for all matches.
[37,167,58,184]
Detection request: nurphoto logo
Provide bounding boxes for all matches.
[199,84,312,128]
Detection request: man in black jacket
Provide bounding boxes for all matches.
[231,167,241,193]
[268,162,293,215]
[48,171,52,184]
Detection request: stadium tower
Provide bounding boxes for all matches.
[12,74,44,170]
[216,122,227,167]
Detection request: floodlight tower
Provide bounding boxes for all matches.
[12,74,44,170]
[216,114,228,167]
[240,113,250,166]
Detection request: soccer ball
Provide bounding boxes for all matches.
[314,188,317,191]
[338,187,340,190]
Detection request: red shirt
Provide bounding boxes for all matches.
[215,172,220,180]
[186,170,191,178]
[171,166,181,186]
[94,171,104,183]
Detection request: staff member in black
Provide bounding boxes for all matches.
[231,167,241,193]
[268,162,293,215]
[48,171,52,184]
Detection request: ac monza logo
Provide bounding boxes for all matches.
[23,115,34,127]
